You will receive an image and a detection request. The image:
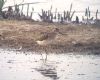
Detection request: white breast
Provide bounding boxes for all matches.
[36,40,45,45]
[36,40,53,46]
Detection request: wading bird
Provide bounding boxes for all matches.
[36,28,66,62]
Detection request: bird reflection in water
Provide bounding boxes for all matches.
[35,63,58,80]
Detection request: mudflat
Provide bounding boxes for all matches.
[0,20,100,54]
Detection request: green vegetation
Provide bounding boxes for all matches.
[0,0,6,14]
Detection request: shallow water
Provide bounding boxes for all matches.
[0,49,100,80]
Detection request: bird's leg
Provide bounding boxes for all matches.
[40,53,47,63]
[40,53,44,60]
[41,47,44,61]
[39,46,44,61]
[44,48,48,63]
[45,51,48,62]
[40,46,47,63]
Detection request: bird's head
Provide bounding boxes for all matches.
[53,28,59,33]
[53,28,67,35]
[53,28,63,34]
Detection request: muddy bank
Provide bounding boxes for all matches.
[0,39,100,55]
[0,20,100,54]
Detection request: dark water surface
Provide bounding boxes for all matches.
[0,49,100,80]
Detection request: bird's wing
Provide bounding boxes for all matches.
[58,31,67,35]
[37,33,48,41]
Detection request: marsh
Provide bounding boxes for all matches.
[0,0,100,80]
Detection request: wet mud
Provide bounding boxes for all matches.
[0,49,100,80]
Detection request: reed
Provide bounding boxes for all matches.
[30,7,34,19]
[64,3,75,22]
[15,4,20,14]
[68,3,75,21]
[0,0,6,15]
[21,4,24,15]
[85,6,91,22]
[69,3,72,17]
[27,4,29,17]
[96,9,98,20]
[54,8,57,19]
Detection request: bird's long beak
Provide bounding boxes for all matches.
[54,28,67,35]
[57,31,67,35]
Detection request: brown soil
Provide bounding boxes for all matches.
[0,20,100,54]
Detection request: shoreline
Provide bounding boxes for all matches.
[0,36,100,55]
[0,20,100,55]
